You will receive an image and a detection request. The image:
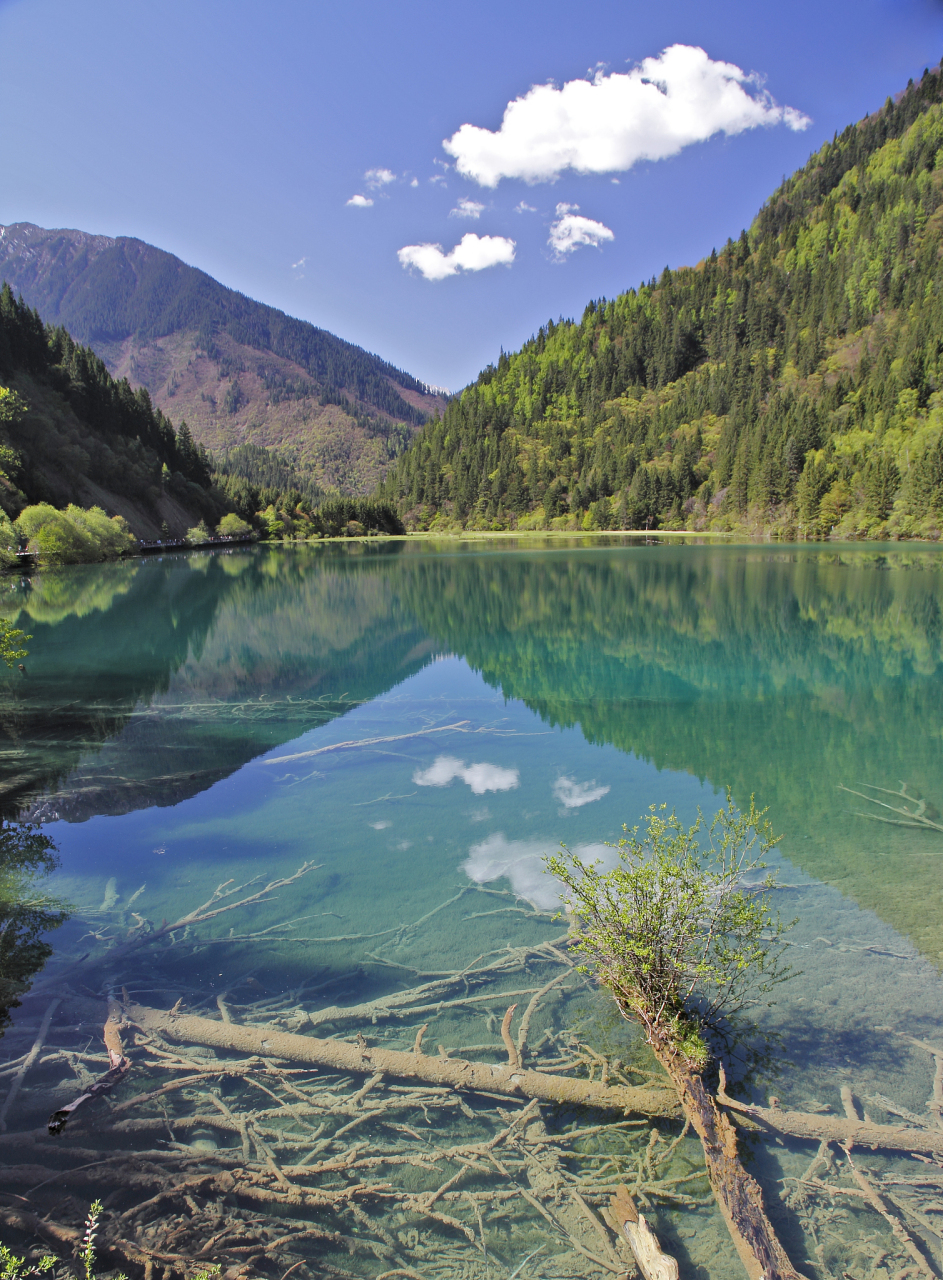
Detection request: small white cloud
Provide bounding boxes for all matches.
[429,174,448,186]
[413,754,519,793]
[443,44,810,187]
[410,177,419,187]
[450,198,485,219]
[462,833,615,910]
[549,210,614,257]
[365,167,396,187]
[553,776,611,809]
[398,233,516,282]
[514,201,537,213]
[369,820,391,830]
[555,201,580,216]
[347,194,374,208]
[291,256,307,270]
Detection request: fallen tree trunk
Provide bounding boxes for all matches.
[717,1072,943,1157]
[658,1053,804,1280]
[608,1185,679,1280]
[125,1000,680,1116]
[60,998,943,1158]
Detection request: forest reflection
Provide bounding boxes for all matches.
[390,543,943,961]
[1,540,940,959]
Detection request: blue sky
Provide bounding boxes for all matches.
[1,0,941,391]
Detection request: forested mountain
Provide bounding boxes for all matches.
[0,284,225,539]
[0,224,446,494]
[382,67,943,538]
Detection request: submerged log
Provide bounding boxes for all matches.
[54,998,943,1159]
[717,1071,943,1158]
[125,1000,680,1116]
[608,1186,679,1280]
[658,1053,804,1280]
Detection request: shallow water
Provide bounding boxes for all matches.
[0,540,941,1280]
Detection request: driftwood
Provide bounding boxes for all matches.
[717,1070,943,1158]
[115,999,943,1161]
[657,1053,804,1280]
[0,1207,161,1277]
[125,1000,679,1116]
[78,998,943,1163]
[48,1047,131,1136]
[607,1186,679,1280]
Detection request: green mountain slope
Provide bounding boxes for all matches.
[382,69,943,539]
[0,224,446,494]
[0,284,225,539]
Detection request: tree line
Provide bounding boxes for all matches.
[380,65,943,539]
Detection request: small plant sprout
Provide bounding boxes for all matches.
[0,1245,55,1280]
[546,791,796,1069]
[81,1201,103,1280]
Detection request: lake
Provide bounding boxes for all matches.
[0,539,941,1280]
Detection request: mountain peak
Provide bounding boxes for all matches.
[0,223,445,494]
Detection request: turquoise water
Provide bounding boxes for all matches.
[0,540,941,1280]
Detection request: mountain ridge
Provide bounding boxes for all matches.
[0,223,447,494]
[381,67,943,539]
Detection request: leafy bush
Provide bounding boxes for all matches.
[0,619,29,667]
[216,512,252,538]
[546,794,794,1068]
[15,504,135,565]
[185,520,211,544]
[0,509,18,570]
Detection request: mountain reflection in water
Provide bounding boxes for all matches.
[0,539,940,1280]
[0,540,941,959]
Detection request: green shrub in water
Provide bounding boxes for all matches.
[546,792,795,1069]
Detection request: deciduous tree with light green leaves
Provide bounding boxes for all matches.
[14,504,135,566]
[216,512,253,538]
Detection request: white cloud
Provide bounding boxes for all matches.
[347,194,374,208]
[398,233,516,282]
[514,201,537,213]
[443,44,810,187]
[450,198,485,219]
[548,206,614,257]
[291,256,307,270]
[365,167,396,187]
[462,833,615,910]
[369,820,391,830]
[413,754,520,793]
[553,776,611,808]
[410,178,419,187]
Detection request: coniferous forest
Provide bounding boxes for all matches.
[380,68,943,538]
[0,284,222,533]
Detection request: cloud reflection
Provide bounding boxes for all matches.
[413,755,520,794]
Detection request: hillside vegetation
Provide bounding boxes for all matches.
[0,284,227,542]
[0,225,446,493]
[382,68,943,538]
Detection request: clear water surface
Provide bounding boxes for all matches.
[0,539,940,1280]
